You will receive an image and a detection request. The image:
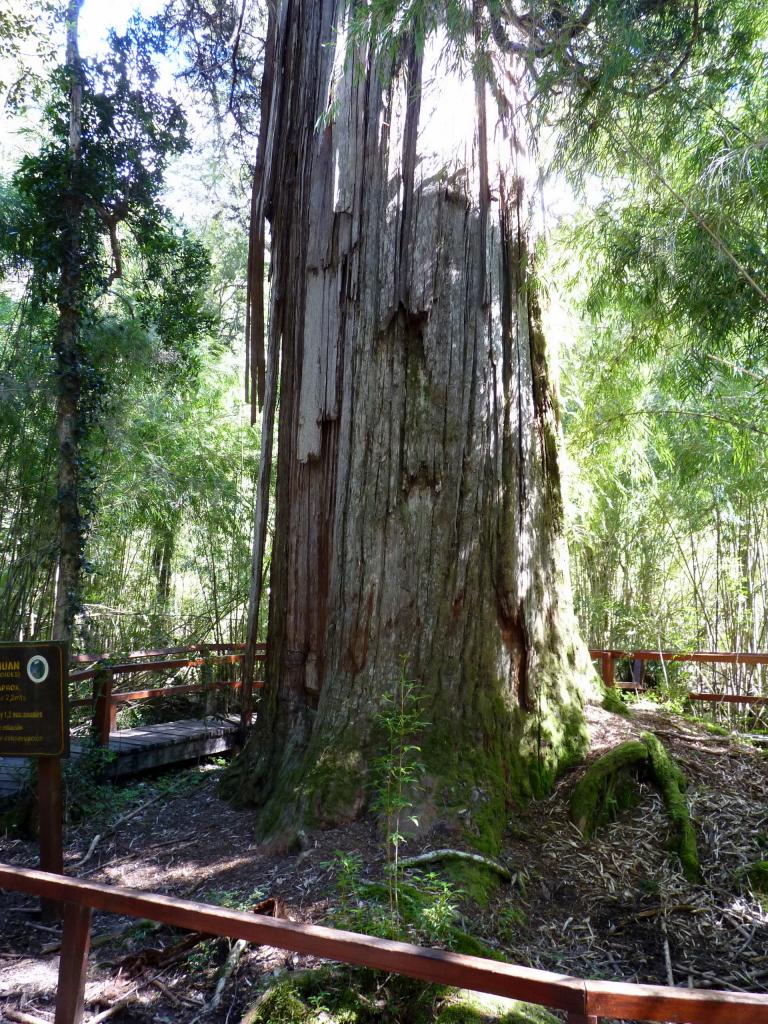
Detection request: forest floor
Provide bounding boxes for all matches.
[0,702,766,1024]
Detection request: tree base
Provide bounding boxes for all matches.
[221,641,598,855]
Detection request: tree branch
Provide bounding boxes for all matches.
[486,0,596,61]
[95,201,128,289]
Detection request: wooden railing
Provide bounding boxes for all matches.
[65,642,768,743]
[69,642,249,664]
[590,648,768,706]
[66,643,266,743]
[0,865,764,1024]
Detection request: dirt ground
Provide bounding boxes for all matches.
[1,702,766,1023]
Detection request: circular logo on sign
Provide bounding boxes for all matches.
[27,655,49,684]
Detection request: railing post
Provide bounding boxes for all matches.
[38,756,63,920]
[601,652,615,687]
[631,657,644,686]
[55,901,92,1024]
[91,666,115,746]
[240,651,253,730]
[201,646,215,717]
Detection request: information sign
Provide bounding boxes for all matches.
[0,641,69,757]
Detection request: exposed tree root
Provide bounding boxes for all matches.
[207,938,248,1013]
[569,739,648,836]
[569,732,702,882]
[394,849,513,882]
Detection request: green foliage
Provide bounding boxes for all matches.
[4,18,189,304]
[62,739,119,823]
[0,11,231,645]
[80,336,259,650]
[744,861,768,893]
[0,13,259,649]
[0,1,57,107]
[371,657,427,919]
[550,2,768,691]
[560,256,768,686]
[159,0,264,159]
[347,0,473,68]
[62,759,213,827]
[330,861,465,949]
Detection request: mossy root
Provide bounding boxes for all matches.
[640,732,701,883]
[569,739,648,838]
[569,733,702,882]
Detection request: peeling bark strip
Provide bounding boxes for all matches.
[245,2,276,417]
[228,3,595,837]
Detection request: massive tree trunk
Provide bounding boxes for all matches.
[223,2,597,849]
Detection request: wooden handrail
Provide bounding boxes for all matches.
[589,648,768,703]
[0,865,764,1024]
[67,652,265,742]
[67,677,266,709]
[68,652,264,683]
[69,642,264,665]
[687,692,768,705]
[589,648,768,667]
[90,679,263,705]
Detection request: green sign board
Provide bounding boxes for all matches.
[0,642,69,757]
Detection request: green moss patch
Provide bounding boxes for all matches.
[569,733,701,882]
[442,859,503,909]
[601,685,631,716]
[569,739,648,837]
[240,973,559,1024]
[435,990,559,1023]
[745,861,768,893]
[242,981,312,1024]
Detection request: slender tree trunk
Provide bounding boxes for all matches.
[151,527,175,609]
[52,0,85,643]
[224,3,596,848]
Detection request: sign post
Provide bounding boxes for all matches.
[0,641,69,916]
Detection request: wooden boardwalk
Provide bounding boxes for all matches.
[0,715,240,803]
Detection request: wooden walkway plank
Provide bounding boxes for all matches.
[0,716,241,801]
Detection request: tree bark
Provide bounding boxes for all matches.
[224,3,596,849]
[52,0,85,644]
